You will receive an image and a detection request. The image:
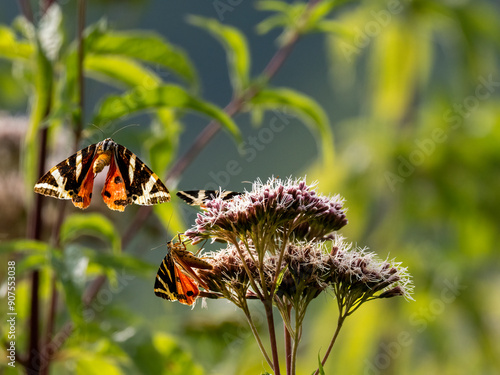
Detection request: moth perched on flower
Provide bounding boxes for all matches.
[174,177,413,374]
[154,235,213,306]
[34,138,170,211]
[184,177,348,246]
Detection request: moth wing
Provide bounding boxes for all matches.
[176,190,240,207]
[174,266,200,306]
[34,143,98,209]
[114,144,170,206]
[101,154,129,212]
[154,253,179,301]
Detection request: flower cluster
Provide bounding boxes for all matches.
[196,236,413,308]
[185,177,348,247]
[183,176,412,374]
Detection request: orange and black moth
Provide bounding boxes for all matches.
[176,190,240,208]
[34,138,170,211]
[154,238,212,306]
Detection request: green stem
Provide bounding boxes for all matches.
[233,239,263,300]
[241,304,273,368]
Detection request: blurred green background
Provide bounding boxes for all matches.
[1,0,499,374]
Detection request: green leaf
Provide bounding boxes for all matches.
[24,35,53,192]
[188,15,250,93]
[256,1,304,36]
[76,354,124,375]
[255,0,291,13]
[0,240,53,275]
[38,3,63,62]
[153,202,188,238]
[0,25,33,60]
[85,54,162,89]
[251,88,334,165]
[86,251,156,279]
[60,213,121,255]
[93,84,241,142]
[50,250,85,326]
[256,14,289,35]
[315,354,326,375]
[147,134,175,178]
[305,0,337,31]
[0,239,52,255]
[86,30,197,87]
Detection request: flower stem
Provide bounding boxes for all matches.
[314,315,346,375]
[264,299,281,375]
[232,238,263,300]
[284,303,292,375]
[242,305,273,368]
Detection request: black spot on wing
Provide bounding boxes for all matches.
[103,190,111,198]
[72,195,83,203]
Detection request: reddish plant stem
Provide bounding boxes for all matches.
[284,303,293,375]
[313,315,346,375]
[26,126,48,374]
[265,299,281,375]
[74,0,86,147]
[17,0,34,23]
[39,1,87,372]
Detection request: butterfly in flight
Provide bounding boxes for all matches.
[176,190,240,208]
[34,138,170,211]
[154,235,213,306]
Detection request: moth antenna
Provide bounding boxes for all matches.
[82,124,106,144]
[150,243,164,251]
[111,123,140,138]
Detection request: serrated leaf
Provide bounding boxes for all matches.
[0,26,33,60]
[60,213,121,255]
[251,88,334,165]
[93,84,241,142]
[188,15,250,93]
[86,30,197,86]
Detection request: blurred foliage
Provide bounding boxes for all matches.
[1,0,500,374]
